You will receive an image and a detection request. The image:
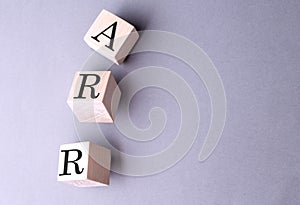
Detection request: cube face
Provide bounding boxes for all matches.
[84,9,139,64]
[67,71,121,123]
[57,142,111,187]
[57,142,89,183]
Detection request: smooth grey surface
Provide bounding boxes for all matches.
[0,0,299,204]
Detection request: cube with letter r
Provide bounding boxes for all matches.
[67,71,121,123]
[57,141,111,187]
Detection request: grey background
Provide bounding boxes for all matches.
[0,0,299,204]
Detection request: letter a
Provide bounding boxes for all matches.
[91,21,117,51]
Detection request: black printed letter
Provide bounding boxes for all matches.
[59,149,84,176]
[91,21,117,51]
[74,74,101,99]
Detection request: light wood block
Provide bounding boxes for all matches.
[57,141,111,187]
[67,71,121,123]
[84,9,139,65]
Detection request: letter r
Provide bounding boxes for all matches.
[74,74,101,99]
[59,149,84,176]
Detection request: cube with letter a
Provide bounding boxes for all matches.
[57,141,111,187]
[84,9,139,64]
[67,71,121,123]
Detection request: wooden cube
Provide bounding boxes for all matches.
[84,9,139,64]
[67,71,121,123]
[57,141,111,187]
